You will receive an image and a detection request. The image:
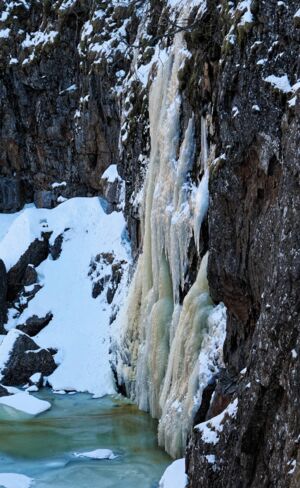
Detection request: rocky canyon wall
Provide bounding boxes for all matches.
[1,0,300,486]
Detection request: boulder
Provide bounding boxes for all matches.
[0,329,56,385]
[16,312,53,337]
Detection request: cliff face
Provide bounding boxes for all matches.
[1,0,300,486]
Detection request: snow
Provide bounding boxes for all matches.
[237,0,253,26]
[22,30,58,49]
[25,385,39,392]
[29,372,42,384]
[252,104,261,112]
[9,57,19,65]
[101,165,120,183]
[195,399,238,445]
[294,8,300,18]
[0,473,32,488]
[0,198,128,397]
[0,28,10,38]
[51,181,67,189]
[264,74,292,93]
[74,449,117,460]
[0,392,51,415]
[158,458,187,488]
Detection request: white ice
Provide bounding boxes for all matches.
[73,449,117,460]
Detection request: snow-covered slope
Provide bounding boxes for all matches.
[1,198,129,397]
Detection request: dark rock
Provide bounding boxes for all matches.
[0,330,56,386]
[7,237,49,300]
[16,312,53,337]
[23,265,38,286]
[0,259,7,334]
[0,177,24,213]
[0,384,11,397]
[34,190,55,209]
[49,234,64,260]
[92,276,109,299]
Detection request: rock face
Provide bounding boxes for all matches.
[0,330,56,386]
[183,1,300,487]
[0,0,140,202]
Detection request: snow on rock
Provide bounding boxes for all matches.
[195,399,239,445]
[101,165,120,183]
[264,74,292,93]
[0,473,32,488]
[159,458,188,488]
[51,181,67,189]
[0,197,128,397]
[0,28,10,39]
[0,392,51,415]
[74,449,117,460]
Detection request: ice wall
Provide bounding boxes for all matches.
[118,9,226,458]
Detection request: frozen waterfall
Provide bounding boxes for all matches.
[117,20,226,459]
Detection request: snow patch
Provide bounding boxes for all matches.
[159,458,187,488]
[264,74,292,93]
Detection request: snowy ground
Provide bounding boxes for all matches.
[0,197,129,397]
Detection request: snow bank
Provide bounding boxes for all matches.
[1,197,128,397]
[0,392,51,415]
[74,449,117,460]
[0,473,32,488]
[159,458,187,488]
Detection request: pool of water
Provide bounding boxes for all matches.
[0,390,171,487]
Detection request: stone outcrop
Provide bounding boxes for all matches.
[0,329,56,386]
[16,312,53,337]
[7,237,49,300]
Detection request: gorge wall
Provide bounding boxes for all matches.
[1,0,300,486]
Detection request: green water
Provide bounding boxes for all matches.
[0,390,171,487]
